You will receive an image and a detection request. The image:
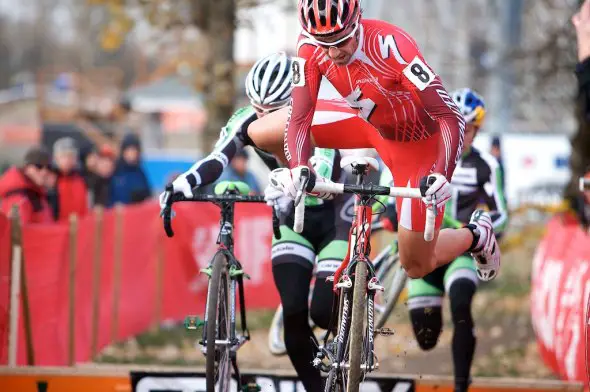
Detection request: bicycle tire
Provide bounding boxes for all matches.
[375,254,407,330]
[206,253,231,392]
[325,292,349,392]
[347,261,368,392]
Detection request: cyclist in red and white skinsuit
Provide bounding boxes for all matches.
[258,0,500,281]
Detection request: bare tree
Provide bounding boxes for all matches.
[190,0,236,151]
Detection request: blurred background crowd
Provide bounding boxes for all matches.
[0,0,587,225]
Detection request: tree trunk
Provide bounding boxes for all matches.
[566,0,590,201]
[193,0,236,152]
[566,98,590,200]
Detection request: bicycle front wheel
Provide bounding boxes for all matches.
[347,261,368,392]
[206,253,231,392]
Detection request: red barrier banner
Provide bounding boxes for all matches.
[0,212,10,365]
[0,201,279,366]
[531,215,590,383]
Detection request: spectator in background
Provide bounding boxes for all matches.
[45,165,59,220]
[489,136,505,190]
[110,133,151,205]
[50,137,88,221]
[215,149,261,194]
[80,143,115,208]
[0,147,53,223]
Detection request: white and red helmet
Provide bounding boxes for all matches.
[298,0,361,37]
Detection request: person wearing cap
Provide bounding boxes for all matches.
[0,146,53,223]
[51,137,88,221]
[110,133,151,205]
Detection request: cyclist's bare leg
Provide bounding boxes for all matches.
[247,100,371,164]
[398,227,474,278]
[247,107,290,164]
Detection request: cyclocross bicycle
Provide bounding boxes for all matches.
[293,156,435,392]
[267,224,407,356]
[161,181,279,392]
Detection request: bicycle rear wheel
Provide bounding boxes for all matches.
[375,253,407,329]
[206,253,231,392]
[347,261,368,392]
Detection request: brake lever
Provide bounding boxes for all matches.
[294,167,310,206]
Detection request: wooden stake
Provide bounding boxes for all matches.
[153,233,164,330]
[90,207,104,358]
[68,214,78,366]
[7,206,22,367]
[111,205,123,342]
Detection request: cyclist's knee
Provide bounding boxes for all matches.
[448,277,476,326]
[402,257,436,279]
[309,277,335,330]
[398,228,437,278]
[409,305,442,351]
[272,261,312,316]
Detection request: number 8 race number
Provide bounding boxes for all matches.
[403,56,435,91]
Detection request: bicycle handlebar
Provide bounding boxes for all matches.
[294,181,436,242]
[160,186,280,238]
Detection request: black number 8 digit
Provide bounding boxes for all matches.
[411,63,430,83]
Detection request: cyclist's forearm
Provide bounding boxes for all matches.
[186,140,245,187]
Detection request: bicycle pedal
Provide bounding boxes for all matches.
[184,316,204,330]
[376,327,395,336]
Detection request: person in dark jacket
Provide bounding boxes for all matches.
[110,133,151,205]
[0,147,53,224]
[80,143,115,208]
[50,137,88,221]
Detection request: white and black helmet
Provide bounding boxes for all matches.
[245,52,293,110]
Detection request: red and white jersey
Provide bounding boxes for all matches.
[285,19,465,180]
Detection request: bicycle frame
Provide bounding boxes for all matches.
[201,200,249,352]
[160,188,276,391]
[317,165,384,380]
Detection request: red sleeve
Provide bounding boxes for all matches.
[392,32,465,180]
[284,40,322,168]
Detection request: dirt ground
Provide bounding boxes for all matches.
[98,230,555,380]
